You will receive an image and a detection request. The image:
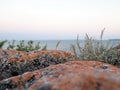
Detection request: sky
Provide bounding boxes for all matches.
[0,0,120,40]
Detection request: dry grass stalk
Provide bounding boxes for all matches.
[56,40,61,50]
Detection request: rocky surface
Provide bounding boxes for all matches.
[0,61,120,90]
[0,49,75,80]
[113,44,120,50]
[0,49,120,90]
[112,44,120,66]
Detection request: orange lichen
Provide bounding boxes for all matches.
[0,50,75,80]
[0,49,120,90]
[0,61,120,90]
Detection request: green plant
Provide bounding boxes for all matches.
[7,40,16,50]
[0,40,7,48]
[16,40,27,51]
[70,29,119,65]
[35,41,41,50]
[41,44,47,50]
[7,40,47,52]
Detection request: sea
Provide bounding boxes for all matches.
[2,39,120,51]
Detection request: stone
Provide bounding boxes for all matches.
[0,61,120,90]
[112,44,120,67]
[0,49,75,80]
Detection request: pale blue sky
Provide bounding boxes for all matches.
[0,0,120,40]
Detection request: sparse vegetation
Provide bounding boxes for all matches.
[70,29,119,66]
[7,40,47,51]
[56,40,61,50]
[0,40,7,48]
[0,31,119,66]
[7,40,16,50]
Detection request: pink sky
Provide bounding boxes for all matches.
[0,0,120,40]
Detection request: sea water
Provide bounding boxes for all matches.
[2,40,120,51]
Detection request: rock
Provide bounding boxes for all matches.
[112,44,120,67]
[0,61,120,90]
[113,44,120,50]
[35,83,51,90]
[0,49,75,80]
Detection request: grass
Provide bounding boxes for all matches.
[8,40,47,51]
[0,40,7,48]
[0,31,119,66]
[70,30,119,66]
[0,40,47,52]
